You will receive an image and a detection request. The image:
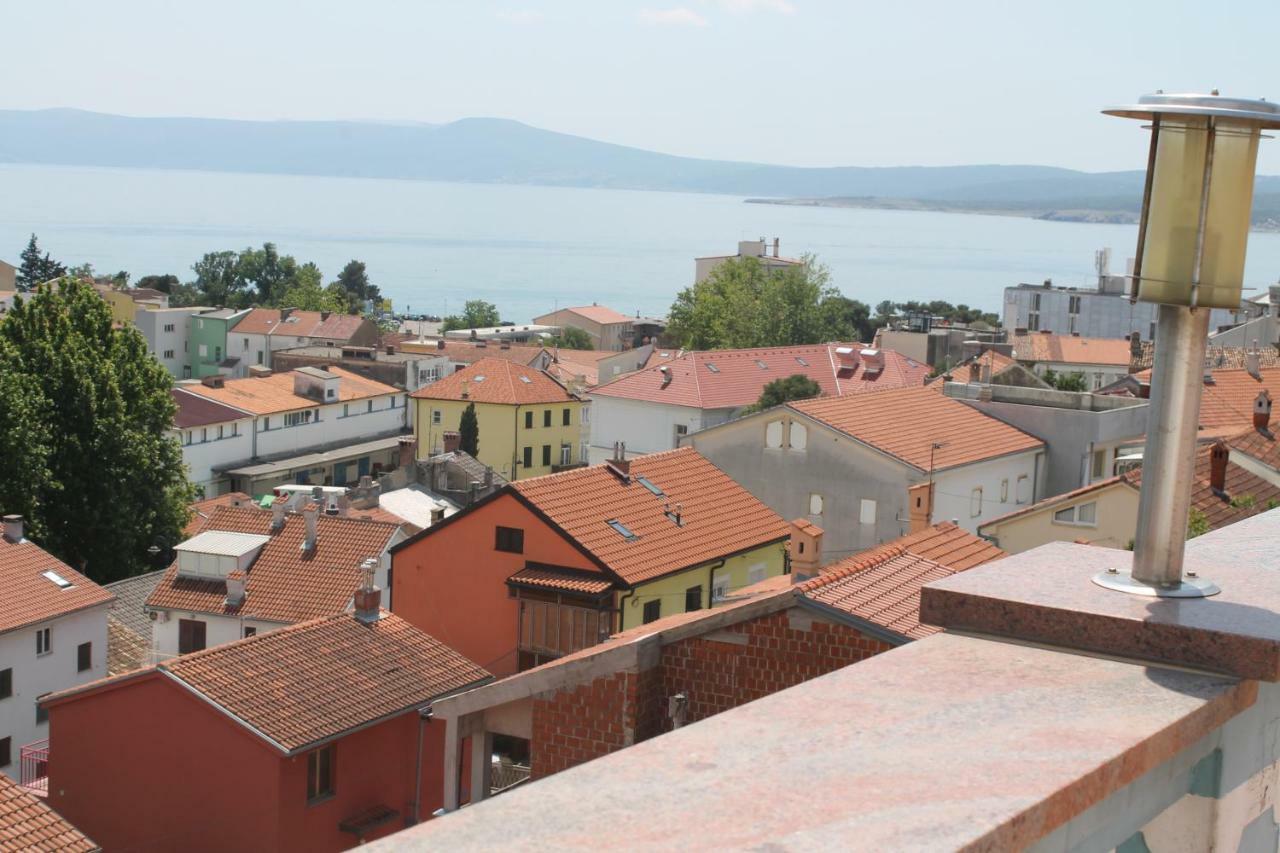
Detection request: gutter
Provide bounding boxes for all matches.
[794,596,913,648]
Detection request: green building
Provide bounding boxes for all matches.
[190,308,249,378]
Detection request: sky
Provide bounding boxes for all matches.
[4,0,1279,173]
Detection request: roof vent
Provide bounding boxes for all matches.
[2,514,24,544]
[659,365,672,387]
[201,375,226,389]
[860,348,884,375]
[353,557,382,623]
[606,442,631,480]
[835,347,859,371]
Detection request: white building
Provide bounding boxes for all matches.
[134,306,212,379]
[1003,278,1240,340]
[694,238,803,284]
[225,308,380,374]
[172,389,255,497]
[174,366,408,496]
[0,516,112,781]
[144,501,403,661]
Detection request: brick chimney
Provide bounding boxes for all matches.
[398,435,418,468]
[908,482,935,533]
[789,519,823,582]
[302,505,319,552]
[353,558,382,623]
[1209,441,1229,495]
[2,514,24,543]
[271,500,286,531]
[1255,390,1272,432]
[607,442,631,480]
[442,431,461,454]
[1129,331,1142,357]
[225,570,247,608]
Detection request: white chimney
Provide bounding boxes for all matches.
[353,557,382,623]
[860,348,885,375]
[834,347,860,371]
[2,515,24,543]
[302,506,319,552]
[271,501,286,531]
[225,570,247,607]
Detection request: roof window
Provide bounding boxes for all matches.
[795,356,809,366]
[519,376,532,384]
[474,375,486,383]
[637,476,664,497]
[755,360,768,369]
[705,363,720,373]
[607,519,639,541]
[42,570,73,589]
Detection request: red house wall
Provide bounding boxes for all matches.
[392,494,603,677]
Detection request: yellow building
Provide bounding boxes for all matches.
[411,356,585,480]
[978,476,1140,553]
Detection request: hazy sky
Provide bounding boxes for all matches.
[5,0,1279,173]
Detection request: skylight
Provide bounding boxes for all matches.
[637,476,664,497]
[607,519,639,541]
[474,375,486,382]
[706,363,720,373]
[755,360,768,370]
[519,376,532,384]
[42,570,73,589]
[795,357,809,366]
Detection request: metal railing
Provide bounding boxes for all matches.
[20,739,49,795]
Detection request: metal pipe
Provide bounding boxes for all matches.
[1130,303,1210,585]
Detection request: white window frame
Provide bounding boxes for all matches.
[36,627,51,656]
[970,487,983,518]
[765,420,784,449]
[789,422,807,451]
[859,498,877,525]
[809,493,824,516]
[1052,501,1098,528]
[432,409,442,425]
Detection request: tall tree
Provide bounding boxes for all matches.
[549,327,594,350]
[0,278,195,581]
[332,260,380,312]
[442,300,501,332]
[136,274,180,294]
[745,374,823,414]
[459,402,480,457]
[16,234,66,290]
[191,250,247,307]
[280,263,345,312]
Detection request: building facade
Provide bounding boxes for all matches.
[135,306,211,379]
[532,304,635,351]
[189,308,250,378]
[1002,280,1239,340]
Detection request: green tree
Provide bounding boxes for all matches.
[822,295,875,343]
[442,300,501,333]
[136,274,180,294]
[459,402,480,457]
[1042,369,1089,392]
[16,234,67,290]
[744,374,823,413]
[191,250,247,307]
[332,260,380,313]
[549,327,594,350]
[0,278,195,581]
[279,263,345,313]
[237,242,297,306]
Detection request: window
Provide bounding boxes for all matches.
[582,407,591,425]
[765,421,783,449]
[243,338,249,348]
[199,344,208,357]
[36,628,50,656]
[260,417,270,432]
[178,619,207,654]
[367,400,373,413]
[859,499,877,525]
[712,576,730,602]
[541,445,551,466]
[789,422,807,450]
[430,408,441,425]
[1028,313,1040,332]
[1000,479,1009,503]
[77,642,91,673]
[637,476,664,496]
[307,744,336,803]
[606,519,639,541]
[0,668,11,699]
[257,350,264,365]
[215,346,221,361]
[747,563,767,585]
[284,410,314,428]
[0,737,9,768]
[525,411,533,429]
[1092,449,1107,480]
[184,430,192,445]
[243,626,257,638]
[164,323,175,333]
[1068,295,1081,314]
[1053,501,1098,526]
[201,428,207,443]
[642,599,661,624]
[1016,474,1031,504]
[163,349,175,359]
[560,444,572,466]
[217,424,224,440]
[495,526,524,554]
[543,410,552,428]
[522,446,533,468]
[809,494,824,515]
[970,487,983,518]
[36,703,47,725]
[562,408,571,426]
[685,585,703,612]
[42,570,72,589]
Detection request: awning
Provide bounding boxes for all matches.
[507,564,614,596]
[220,434,404,479]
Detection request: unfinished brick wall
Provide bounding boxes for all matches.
[530,671,636,779]
[659,610,890,729]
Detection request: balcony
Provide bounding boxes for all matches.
[20,739,49,796]
[517,599,611,660]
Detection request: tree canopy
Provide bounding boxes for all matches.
[459,402,480,456]
[549,326,594,350]
[1042,368,1089,392]
[183,243,374,314]
[442,300,501,333]
[0,278,195,582]
[745,374,823,413]
[331,260,381,313]
[16,234,67,290]
[666,255,873,350]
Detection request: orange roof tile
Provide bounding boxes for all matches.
[311,313,370,341]
[560,305,633,325]
[1193,369,1280,436]
[231,308,286,336]
[0,535,114,635]
[184,492,257,537]
[791,385,1044,471]
[179,366,400,416]
[510,448,789,586]
[507,565,614,595]
[1228,423,1280,472]
[0,773,97,852]
[50,612,490,755]
[399,339,548,366]
[1010,333,1133,367]
[147,506,400,624]
[591,344,928,410]
[1127,442,1280,532]
[410,357,576,405]
[885,521,1007,570]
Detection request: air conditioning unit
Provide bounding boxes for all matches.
[149,610,169,623]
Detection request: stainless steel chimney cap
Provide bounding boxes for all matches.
[1103,92,1280,128]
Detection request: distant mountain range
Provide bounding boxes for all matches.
[3,108,1280,225]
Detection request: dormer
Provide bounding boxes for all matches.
[174,530,271,580]
[293,366,341,402]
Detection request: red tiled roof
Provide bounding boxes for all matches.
[184,492,257,537]
[507,565,614,595]
[1228,423,1280,472]
[511,447,789,586]
[411,357,575,405]
[147,506,400,624]
[979,476,1137,530]
[179,366,400,416]
[590,344,928,410]
[401,340,548,366]
[172,388,248,429]
[1010,333,1133,367]
[791,385,1044,471]
[231,308,287,336]
[560,305,633,325]
[0,536,114,635]
[312,313,370,341]
[885,521,1007,570]
[1194,369,1280,436]
[0,773,97,852]
[1127,442,1280,532]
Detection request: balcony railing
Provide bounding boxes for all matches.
[20,739,49,796]
[518,599,611,658]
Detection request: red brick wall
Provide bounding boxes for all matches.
[529,608,892,779]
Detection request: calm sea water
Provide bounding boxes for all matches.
[4,163,1280,323]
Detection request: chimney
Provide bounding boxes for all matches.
[436,339,446,350]
[353,558,383,623]
[968,360,981,383]
[607,441,631,480]
[1209,441,1229,495]
[398,436,418,468]
[201,374,225,388]
[908,482,935,533]
[430,506,446,525]
[271,501,286,531]
[773,237,780,257]
[500,342,510,350]
[659,365,671,388]
[859,348,884,375]
[321,311,331,321]
[280,308,294,322]
[1247,340,1262,380]
[2,514,24,543]
[461,380,469,399]
[442,431,461,454]
[225,570,247,608]
[1255,390,1273,432]
[386,345,396,355]
[334,495,351,518]
[1129,331,1142,357]
[302,505,319,552]
[788,519,823,582]
[834,346,860,371]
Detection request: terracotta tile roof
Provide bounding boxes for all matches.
[107,616,150,676]
[791,385,1044,471]
[0,773,98,852]
[410,357,575,405]
[179,366,400,416]
[1129,341,1280,374]
[1010,333,1133,367]
[1192,369,1280,436]
[311,313,370,341]
[590,344,928,410]
[146,506,400,624]
[231,308,287,336]
[507,564,614,595]
[1228,423,1280,472]
[0,536,114,635]
[172,388,248,429]
[511,447,789,586]
[184,492,258,537]
[559,305,633,325]
[1127,442,1280,532]
[979,477,1138,530]
[798,522,1006,640]
[401,339,548,366]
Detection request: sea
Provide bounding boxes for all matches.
[5,163,1280,323]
